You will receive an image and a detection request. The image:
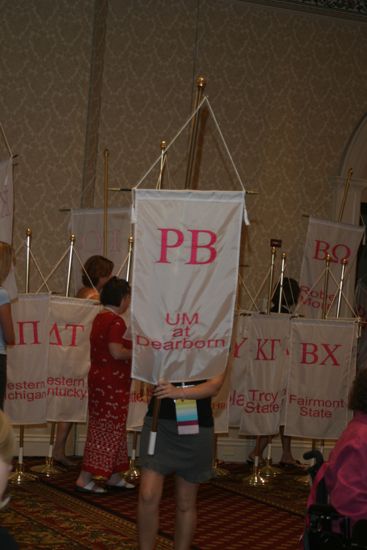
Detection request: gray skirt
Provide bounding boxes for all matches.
[139,416,214,484]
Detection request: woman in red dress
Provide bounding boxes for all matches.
[76,277,134,494]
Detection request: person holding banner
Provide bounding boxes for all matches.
[53,254,114,467]
[76,277,134,493]
[0,242,15,411]
[137,373,225,550]
[306,367,367,532]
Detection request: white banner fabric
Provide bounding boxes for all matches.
[69,208,131,289]
[228,314,251,427]
[0,158,13,243]
[126,380,152,431]
[238,313,290,436]
[284,318,356,439]
[131,189,244,384]
[5,294,50,424]
[46,296,99,422]
[298,217,364,318]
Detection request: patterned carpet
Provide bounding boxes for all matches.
[1,459,308,549]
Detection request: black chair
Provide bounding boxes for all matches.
[303,450,367,550]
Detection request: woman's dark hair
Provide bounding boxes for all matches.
[82,255,114,287]
[272,277,300,309]
[100,276,131,307]
[349,368,367,413]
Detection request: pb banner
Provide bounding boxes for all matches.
[131,189,244,383]
[284,318,357,439]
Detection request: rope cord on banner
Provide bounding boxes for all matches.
[238,273,258,310]
[324,267,359,318]
[115,252,129,278]
[14,240,50,293]
[0,122,13,158]
[36,248,69,294]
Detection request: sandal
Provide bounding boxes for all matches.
[106,478,135,490]
[75,481,107,494]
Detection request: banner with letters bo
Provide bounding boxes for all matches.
[298,217,364,318]
[238,313,291,436]
[131,189,244,383]
[284,318,357,439]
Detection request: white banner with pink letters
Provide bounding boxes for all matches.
[131,189,244,384]
[238,313,290,436]
[5,294,99,424]
[5,294,50,424]
[284,318,357,439]
[298,217,363,318]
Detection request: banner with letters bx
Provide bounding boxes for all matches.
[131,189,244,384]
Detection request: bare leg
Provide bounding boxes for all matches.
[174,476,199,550]
[248,436,269,462]
[279,426,296,463]
[53,422,76,466]
[138,468,164,550]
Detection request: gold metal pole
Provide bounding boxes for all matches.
[321,255,331,320]
[336,259,347,318]
[124,431,140,484]
[157,140,167,190]
[277,253,287,313]
[337,167,353,223]
[65,234,76,297]
[267,247,276,314]
[184,76,206,190]
[126,235,134,283]
[31,235,76,477]
[9,229,38,484]
[103,148,110,256]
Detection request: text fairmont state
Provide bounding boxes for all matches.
[229,389,345,418]
[289,393,345,418]
[135,311,227,351]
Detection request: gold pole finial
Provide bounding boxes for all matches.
[70,234,76,243]
[26,228,32,237]
[196,76,207,88]
[160,140,167,150]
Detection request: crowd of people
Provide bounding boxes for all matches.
[0,241,367,549]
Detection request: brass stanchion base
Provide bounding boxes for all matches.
[9,462,38,484]
[212,459,230,478]
[30,457,63,477]
[123,459,140,484]
[296,473,311,485]
[260,459,282,478]
[242,466,267,486]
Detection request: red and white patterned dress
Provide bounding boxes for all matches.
[82,310,132,478]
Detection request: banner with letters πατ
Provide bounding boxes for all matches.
[284,318,357,439]
[131,189,244,384]
[298,218,364,318]
[46,296,98,422]
[238,313,291,436]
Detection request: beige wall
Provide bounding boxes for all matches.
[1,0,367,300]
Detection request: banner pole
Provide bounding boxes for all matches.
[321,255,331,320]
[103,148,109,256]
[156,140,167,190]
[9,229,38,484]
[336,259,347,319]
[266,247,276,314]
[31,236,77,477]
[337,167,353,223]
[184,76,206,190]
[277,253,286,313]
